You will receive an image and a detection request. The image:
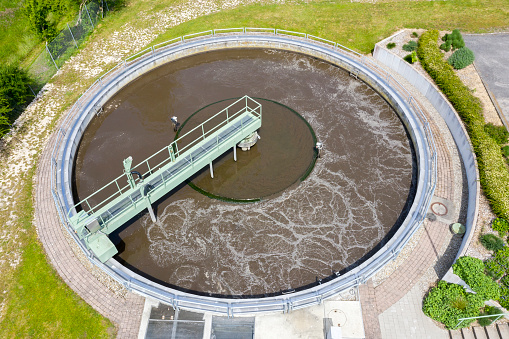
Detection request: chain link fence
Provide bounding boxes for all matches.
[28,0,112,92]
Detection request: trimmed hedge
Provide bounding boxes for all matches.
[484,123,509,145]
[417,30,509,220]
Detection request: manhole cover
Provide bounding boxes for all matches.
[431,202,448,216]
[328,309,347,327]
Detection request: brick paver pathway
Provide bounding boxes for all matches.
[359,82,455,338]
[35,133,145,338]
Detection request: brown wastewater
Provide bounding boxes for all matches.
[73,49,416,296]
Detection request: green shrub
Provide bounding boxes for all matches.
[404,51,418,64]
[484,123,509,145]
[448,47,475,69]
[386,42,396,49]
[442,29,465,50]
[478,306,503,326]
[485,258,505,280]
[440,41,452,52]
[481,234,505,252]
[418,30,509,220]
[403,40,418,52]
[492,218,509,236]
[453,256,500,300]
[423,281,484,329]
[412,32,419,38]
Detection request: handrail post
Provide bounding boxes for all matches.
[169,145,175,162]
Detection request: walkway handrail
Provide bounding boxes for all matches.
[49,29,437,316]
[454,312,509,329]
[68,95,261,217]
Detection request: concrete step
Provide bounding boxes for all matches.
[474,326,488,339]
[486,325,501,339]
[497,323,509,338]
[449,329,463,339]
[462,327,475,339]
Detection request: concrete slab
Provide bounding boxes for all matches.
[323,301,365,338]
[255,307,324,339]
[464,34,509,128]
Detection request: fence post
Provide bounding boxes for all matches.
[85,4,94,28]
[101,0,104,19]
[67,23,78,48]
[27,84,36,97]
[104,0,109,12]
[46,42,59,71]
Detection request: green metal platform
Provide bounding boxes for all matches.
[69,96,262,262]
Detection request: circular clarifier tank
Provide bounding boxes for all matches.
[73,48,416,296]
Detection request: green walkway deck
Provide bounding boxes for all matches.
[69,96,262,262]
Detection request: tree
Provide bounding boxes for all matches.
[24,0,57,41]
[23,0,80,41]
[0,65,31,113]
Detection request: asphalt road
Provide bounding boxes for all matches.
[464,33,509,127]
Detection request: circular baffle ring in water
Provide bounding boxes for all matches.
[176,98,318,202]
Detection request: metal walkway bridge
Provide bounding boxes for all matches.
[69,96,262,262]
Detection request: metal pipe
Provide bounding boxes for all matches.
[131,171,143,181]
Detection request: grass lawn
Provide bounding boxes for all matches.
[0,0,38,66]
[0,0,80,67]
[147,0,509,53]
[0,0,507,337]
[0,166,115,338]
